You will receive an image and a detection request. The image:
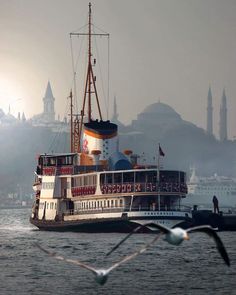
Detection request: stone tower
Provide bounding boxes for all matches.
[43,81,55,122]
[206,86,213,135]
[219,88,227,141]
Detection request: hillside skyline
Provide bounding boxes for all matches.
[1,0,236,138]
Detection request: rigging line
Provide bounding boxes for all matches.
[93,26,108,119]
[107,34,110,120]
[47,123,64,154]
[73,29,87,113]
[69,9,89,114]
[47,98,70,153]
[70,35,78,114]
[70,27,88,115]
[70,23,88,34]
[62,125,68,153]
[92,23,109,35]
[70,29,86,114]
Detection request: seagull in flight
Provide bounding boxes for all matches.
[106,223,230,267]
[34,235,161,285]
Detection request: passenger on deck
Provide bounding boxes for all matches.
[213,195,220,214]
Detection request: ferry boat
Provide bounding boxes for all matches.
[30,3,191,232]
[183,167,236,208]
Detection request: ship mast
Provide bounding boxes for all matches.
[70,2,109,153]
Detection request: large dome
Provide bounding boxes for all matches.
[132,101,182,133]
[142,102,178,115]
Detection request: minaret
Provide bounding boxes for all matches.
[22,112,26,122]
[207,86,213,135]
[112,96,118,122]
[43,81,55,122]
[219,88,227,141]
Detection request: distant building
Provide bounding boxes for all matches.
[219,88,228,141]
[131,101,182,137]
[0,107,18,125]
[31,81,56,125]
[206,86,213,135]
[43,81,55,122]
[110,96,130,133]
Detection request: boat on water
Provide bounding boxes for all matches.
[30,3,191,232]
[183,167,236,208]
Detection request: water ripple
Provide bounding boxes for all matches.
[0,208,236,294]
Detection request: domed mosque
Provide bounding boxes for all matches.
[131,101,183,137]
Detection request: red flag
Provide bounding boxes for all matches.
[159,145,165,157]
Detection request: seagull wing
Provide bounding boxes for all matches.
[106,224,143,257]
[34,243,98,275]
[107,233,162,273]
[106,222,169,257]
[186,226,230,266]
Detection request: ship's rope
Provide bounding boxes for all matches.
[47,98,70,154]
[69,10,88,115]
[93,23,110,120]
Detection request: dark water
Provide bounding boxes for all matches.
[0,209,236,295]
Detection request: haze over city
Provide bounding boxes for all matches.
[1,0,236,138]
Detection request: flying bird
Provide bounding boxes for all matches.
[34,235,161,285]
[106,223,230,267]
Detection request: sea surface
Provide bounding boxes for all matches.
[0,208,236,295]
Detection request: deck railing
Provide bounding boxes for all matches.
[100,182,188,195]
[64,205,192,216]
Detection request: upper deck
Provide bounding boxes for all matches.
[36,154,187,196]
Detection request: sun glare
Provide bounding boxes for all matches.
[0,78,24,115]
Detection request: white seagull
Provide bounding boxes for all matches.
[34,235,161,285]
[106,223,230,267]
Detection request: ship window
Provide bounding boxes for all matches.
[47,203,49,209]
[93,175,97,185]
[135,171,146,183]
[111,200,114,207]
[119,199,123,206]
[48,158,56,166]
[66,156,73,165]
[123,172,134,183]
[107,200,110,207]
[106,174,113,184]
[100,174,105,185]
[147,171,157,183]
[115,200,118,207]
[84,176,88,186]
[114,173,122,184]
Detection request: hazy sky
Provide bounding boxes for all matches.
[1,0,236,138]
